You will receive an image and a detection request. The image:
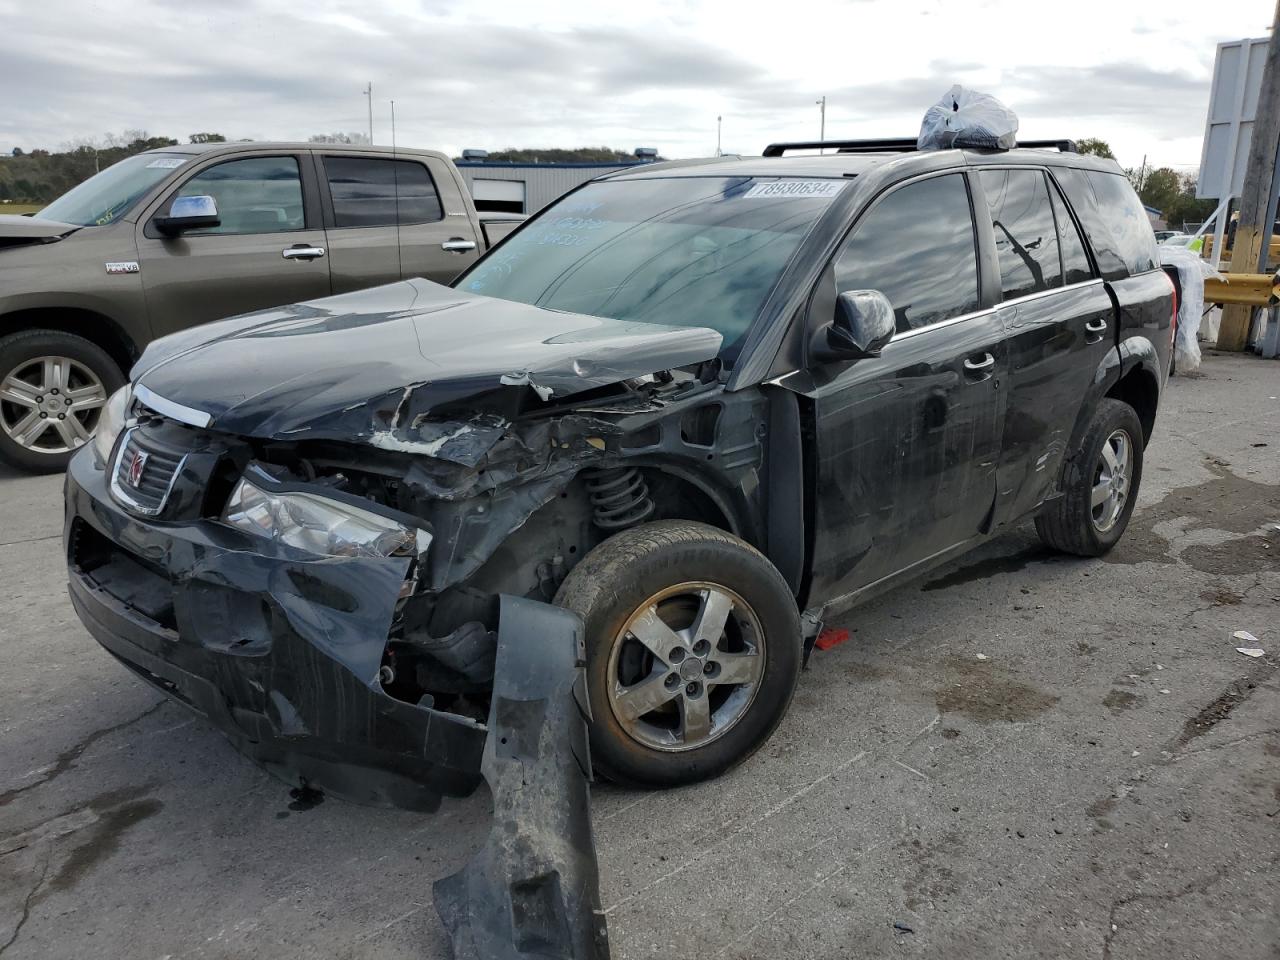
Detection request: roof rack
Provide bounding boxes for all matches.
[761,138,1079,157]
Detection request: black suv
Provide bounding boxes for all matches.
[63,138,1173,805]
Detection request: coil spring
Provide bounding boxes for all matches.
[584,466,655,530]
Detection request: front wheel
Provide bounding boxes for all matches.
[0,330,124,474]
[555,520,801,788]
[1035,398,1145,556]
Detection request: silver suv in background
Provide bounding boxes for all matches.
[0,142,521,472]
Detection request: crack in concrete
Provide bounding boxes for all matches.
[1100,865,1229,960]
[0,847,50,957]
[0,700,166,808]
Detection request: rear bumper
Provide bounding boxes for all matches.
[64,448,486,810]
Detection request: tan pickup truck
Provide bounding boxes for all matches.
[0,142,522,471]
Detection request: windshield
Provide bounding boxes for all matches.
[458,177,843,360]
[39,153,189,227]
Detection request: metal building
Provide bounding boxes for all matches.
[456,160,650,215]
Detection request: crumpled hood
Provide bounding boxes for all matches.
[0,214,79,242]
[132,278,722,441]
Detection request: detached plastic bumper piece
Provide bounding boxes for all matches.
[434,595,610,960]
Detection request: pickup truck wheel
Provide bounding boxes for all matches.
[0,330,124,474]
[555,519,801,789]
[1035,398,1144,556]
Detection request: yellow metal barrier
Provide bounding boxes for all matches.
[1203,270,1280,307]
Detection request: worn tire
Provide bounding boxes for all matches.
[0,329,124,474]
[1035,398,1144,556]
[555,520,801,788]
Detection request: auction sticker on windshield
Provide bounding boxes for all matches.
[743,180,845,199]
[146,158,186,169]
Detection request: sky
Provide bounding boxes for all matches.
[0,0,1271,173]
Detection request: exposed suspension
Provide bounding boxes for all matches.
[584,466,655,530]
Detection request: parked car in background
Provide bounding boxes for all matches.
[64,138,1173,805]
[0,142,522,472]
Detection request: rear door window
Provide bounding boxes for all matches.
[979,169,1061,300]
[1049,180,1094,284]
[834,173,980,332]
[322,156,443,227]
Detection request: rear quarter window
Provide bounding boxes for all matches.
[1052,167,1158,280]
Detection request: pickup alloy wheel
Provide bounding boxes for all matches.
[556,519,801,788]
[0,330,124,473]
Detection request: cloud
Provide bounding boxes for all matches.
[0,0,1262,167]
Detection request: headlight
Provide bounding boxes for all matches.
[92,384,133,466]
[222,477,431,560]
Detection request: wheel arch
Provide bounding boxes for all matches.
[0,307,139,377]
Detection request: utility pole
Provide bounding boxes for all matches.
[390,100,396,151]
[816,96,826,153]
[364,82,374,145]
[716,115,722,157]
[1220,2,1280,351]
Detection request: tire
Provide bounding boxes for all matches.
[554,519,801,788]
[1035,398,1144,557]
[0,329,124,474]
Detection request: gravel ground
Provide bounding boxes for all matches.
[1,351,1277,960]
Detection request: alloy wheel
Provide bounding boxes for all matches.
[1090,428,1133,533]
[606,581,765,752]
[0,355,107,454]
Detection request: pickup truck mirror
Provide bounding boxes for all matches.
[812,289,895,363]
[154,195,220,235]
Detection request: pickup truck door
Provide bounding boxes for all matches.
[136,153,331,337]
[314,153,480,291]
[801,172,1007,603]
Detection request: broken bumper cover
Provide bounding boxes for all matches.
[63,451,486,810]
[434,596,610,959]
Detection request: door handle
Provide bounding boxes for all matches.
[963,352,996,374]
[1085,318,1108,338]
[441,237,478,253]
[282,244,326,260]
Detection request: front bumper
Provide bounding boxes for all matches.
[64,449,486,810]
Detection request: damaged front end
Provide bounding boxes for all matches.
[65,280,766,809]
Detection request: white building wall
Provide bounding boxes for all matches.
[457,163,640,213]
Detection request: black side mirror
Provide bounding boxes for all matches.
[812,289,895,362]
[154,195,220,235]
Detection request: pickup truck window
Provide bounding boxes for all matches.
[38,153,189,227]
[322,157,443,227]
[980,169,1061,300]
[459,177,837,359]
[176,156,305,235]
[834,173,979,332]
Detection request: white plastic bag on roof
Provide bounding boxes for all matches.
[1159,245,1221,373]
[918,86,1019,151]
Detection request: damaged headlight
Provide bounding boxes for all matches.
[222,477,431,560]
[92,384,133,466]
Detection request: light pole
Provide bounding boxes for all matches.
[363,82,373,144]
[390,99,396,151]
[716,115,722,157]
[816,96,826,153]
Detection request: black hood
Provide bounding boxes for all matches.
[132,279,722,442]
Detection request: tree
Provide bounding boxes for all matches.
[1075,138,1115,159]
[308,132,370,144]
[10,147,21,157]
[189,132,227,144]
[1137,167,1181,215]
[1162,174,1218,231]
